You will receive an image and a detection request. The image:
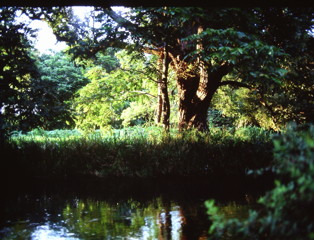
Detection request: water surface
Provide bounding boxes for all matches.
[0,176,271,240]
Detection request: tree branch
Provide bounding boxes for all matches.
[219,80,252,89]
[124,90,157,98]
[103,8,163,51]
[102,7,138,33]
[142,46,163,56]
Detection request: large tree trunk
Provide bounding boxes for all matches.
[176,73,219,131]
[173,57,230,131]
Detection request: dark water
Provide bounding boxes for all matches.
[0,176,272,240]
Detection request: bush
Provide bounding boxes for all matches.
[206,123,314,240]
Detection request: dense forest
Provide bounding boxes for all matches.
[0,6,314,240]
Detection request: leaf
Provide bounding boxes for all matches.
[277,68,288,77]
[249,72,257,78]
[236,31,246,39]
[237,48,244,54]
[272,77,282,85]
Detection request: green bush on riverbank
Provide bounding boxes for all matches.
[206,123,314,240]
[2,126,273,178]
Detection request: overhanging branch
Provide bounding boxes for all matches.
[102,7,138,32]
[218,80,252,89]
[102,7,164,51]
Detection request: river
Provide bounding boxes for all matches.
[0,176,272,239]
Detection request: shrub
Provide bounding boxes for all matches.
[206,123,314,240]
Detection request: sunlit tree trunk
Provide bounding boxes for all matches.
[156,44,170,131]
[161,44,170,131]
[156,56,163,124]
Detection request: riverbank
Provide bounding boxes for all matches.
[2,126,273,179]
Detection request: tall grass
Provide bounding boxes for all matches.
[2,126,274,178]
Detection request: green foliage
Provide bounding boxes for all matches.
[73,50,160,131]
[37,52,88,101]
[73,67,119,132]
[185,27,287,81]
[121,101,155,127]
[211,32,313,130]
[0,7,39,136]
[0,8,91,135]
[212,85,279,130]
[4,126,273,178]
[207,108,236,128]
[93,49,120,73]
[31,51,89,129]
[206,123,314,240]
[207,9,314,130]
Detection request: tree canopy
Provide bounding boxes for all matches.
[0,6,313,134]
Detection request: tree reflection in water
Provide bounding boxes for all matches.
[60,197,208,239]
[1,195,218,239]
[1,177,260,240]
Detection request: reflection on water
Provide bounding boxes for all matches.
[0,177,269,240]
[32,225,79,240]
[1,198,210,239]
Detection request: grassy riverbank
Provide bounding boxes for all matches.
[2,126,273,179]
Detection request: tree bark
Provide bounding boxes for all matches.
[176,66,229,131]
